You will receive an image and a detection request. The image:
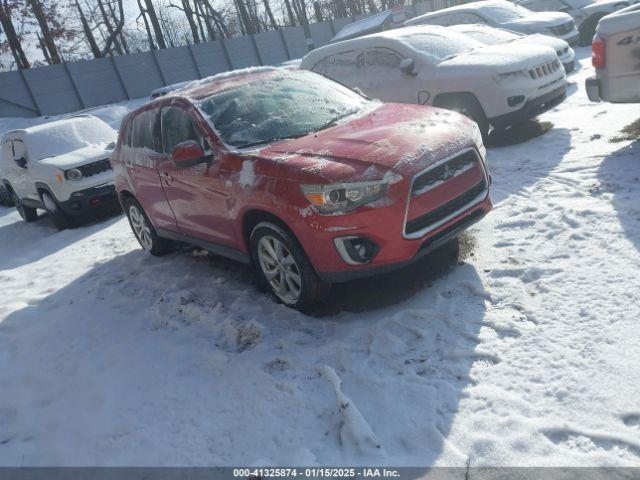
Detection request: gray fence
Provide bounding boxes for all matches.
[0,0,452,118]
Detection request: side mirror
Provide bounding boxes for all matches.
[400,58,417,76]
[171,140,208,168]
[14,157,27,169]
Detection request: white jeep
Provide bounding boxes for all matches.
[0,115,118,229]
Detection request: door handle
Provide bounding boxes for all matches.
[160,172,174,185]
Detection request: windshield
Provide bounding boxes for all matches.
[455,26,520,44]
[197,72,368,149]
[482,4,532,22]
[401,31,483,60]
[27,118,115,160]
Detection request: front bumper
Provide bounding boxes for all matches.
[317,205,489,283]
[563,60,575,73]
[585,76,601,102]
[490,85,567,129]
[59,183,120,216]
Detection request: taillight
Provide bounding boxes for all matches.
[592,36,605,69]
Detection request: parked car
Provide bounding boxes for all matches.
[111,68,492,310]
[300,25,567,140]
[150,81,194,100]
[404,0,579,45]
[448,23,576,72]
[586,3,640,103]
[0,115,118,229]
[512,0,636,46]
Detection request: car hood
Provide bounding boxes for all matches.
[439,43,557,72]
[582,0,622,14]
[511,33,567,51]
[39,144,113,169]
[252,104,479,183]
[504,12,572,29]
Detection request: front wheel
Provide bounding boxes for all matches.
[11,189,38,222]
[250,222,330,311]
[436,96,490,144]
[40,191,71,230]
[124,197,172,256]
[0,184,13,207]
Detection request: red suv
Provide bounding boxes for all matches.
[111,68,492,310]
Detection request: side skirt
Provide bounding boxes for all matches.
[156,228,251,265]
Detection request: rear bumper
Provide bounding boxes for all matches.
[317,205,489,283]
[585,76,601,102]
[59,184,120,216]
[490,85,567,128]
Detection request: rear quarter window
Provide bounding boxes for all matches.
[131,109,160,151]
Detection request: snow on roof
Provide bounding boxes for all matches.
[331,11,395,42]
[8,115,116,161]
[404,0,510,24]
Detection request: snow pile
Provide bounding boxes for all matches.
[321,366,384,458]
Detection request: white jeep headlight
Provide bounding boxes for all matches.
[301,180,388,214]
[65,168,83,181]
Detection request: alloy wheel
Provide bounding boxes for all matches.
[257,235,302,304]
[129,205,153,250]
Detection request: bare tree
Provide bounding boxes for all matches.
[28,0,62,63]
[0,0,30,68]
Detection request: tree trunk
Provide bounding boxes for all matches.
[0,0,30,69]
[181,0,201,43]
[97,0,124,54]
[137,0,157,50]
[143,0,166,48]
[75,0,101,58]
[28,0,62,64]
[283,0,297,25]
[313,1,322,22]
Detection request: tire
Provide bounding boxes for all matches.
[0,184,13,207]
[579,15,605,46]
[11,188,38,222]
[250,221,330,311]
[40,191,71,230]
[435,94,490,144]
[123,197,172,256]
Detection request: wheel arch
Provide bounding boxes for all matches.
[242,208,301,256]
[433,91,486,116]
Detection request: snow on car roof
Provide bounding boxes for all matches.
[303,25,481,63]
[448,23,521,43]
[331,10,394,42]
[404,0,519,24]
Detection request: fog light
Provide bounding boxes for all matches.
[508,95,525,107]
[334,236,379,265]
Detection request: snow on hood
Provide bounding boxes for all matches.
[514,33,567,51]
[252,104,479,183]
[439,43,557,72]
[39,144,113,169]
[504,11,572,28]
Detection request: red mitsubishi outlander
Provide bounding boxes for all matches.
[111,68,492,310]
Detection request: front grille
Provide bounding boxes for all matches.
[405,180,486,236]
[529,59,562,79]
[550,21,574,36]
[77,158,112,178]
[412,150,478,196]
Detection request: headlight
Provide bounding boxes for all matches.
[65,168,83,180]
[301,180,388,214]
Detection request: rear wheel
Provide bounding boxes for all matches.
[0,184,13,207]
[250,222,330,311]
[11,189,38,222]
[40,191,71,230]
[124,197,172,256]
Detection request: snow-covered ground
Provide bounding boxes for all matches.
[1,48,639,467]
